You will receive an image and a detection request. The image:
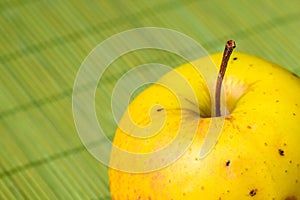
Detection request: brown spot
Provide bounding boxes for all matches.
[279,149,285,156]
[247,125,252,129]
[233,57,238,60]
[276,100,280,103]
[156,108,164,112]
[249,189,258,196]
[285,196,297,200]
[225,116,238,129]
[226,160,231,167]
[285,170,288,173]
[148,197,152,200]
[201,186,204,190]
[225,115,235,122]
[293,113,296,116]
[264,142,268,146]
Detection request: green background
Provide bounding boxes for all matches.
[1,1,300,199]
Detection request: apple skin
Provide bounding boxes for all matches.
[108,52,300,200]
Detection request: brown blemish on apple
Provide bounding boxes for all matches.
[247,125,252,129]
[276,100,280,103]
[233,57,238,60]
[249,189,258,196]
[225,115,235,122]
[293,113,296,116]
[285,196,297,200]
[225,115,241,130]
[278,149,285,156]
[226,160,231,166]
[156,108,164,112]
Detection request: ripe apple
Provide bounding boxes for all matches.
[108,41,300,199]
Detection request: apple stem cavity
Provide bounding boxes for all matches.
[215,40,236,117]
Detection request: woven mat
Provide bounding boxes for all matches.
[1,1,300,199]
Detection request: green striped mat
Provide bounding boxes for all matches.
[1,1,300,199]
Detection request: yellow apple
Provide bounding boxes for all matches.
[108,41,300,199]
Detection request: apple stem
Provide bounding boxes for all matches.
[215,40,236,117]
